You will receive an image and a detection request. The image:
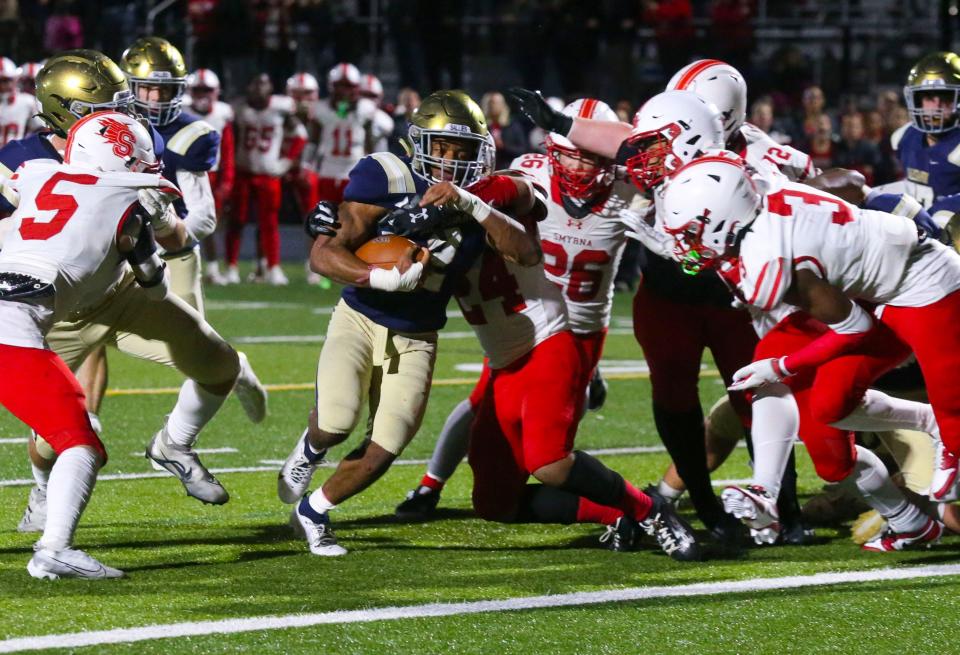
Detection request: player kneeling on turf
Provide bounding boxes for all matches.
[0,112,178,579]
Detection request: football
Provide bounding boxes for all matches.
[355,234,423,270]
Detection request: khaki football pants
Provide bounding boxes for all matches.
[314,299,437,455]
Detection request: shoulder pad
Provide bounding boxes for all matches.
[890,122,911,151]
[343,153,418,205]
[269,95,295,114]
[167,119,219,171]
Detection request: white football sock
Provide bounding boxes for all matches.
[748,383,798,499]
[657,479,684,501]
[830,389,937,433]
[308,488,337,514]
[165,380,228,447]
[426,398,474,482]
[39,447,98,551]
[851,445,925,532]
[86,411,103,435]
[31,463,50,493]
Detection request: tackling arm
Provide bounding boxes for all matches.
[175,169,217,242]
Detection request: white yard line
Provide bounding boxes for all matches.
[0,438,27,445]
[2,564,958,653]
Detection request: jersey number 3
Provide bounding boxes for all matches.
[19,172,99,240]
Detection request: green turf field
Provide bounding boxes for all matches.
[0,265,957,654]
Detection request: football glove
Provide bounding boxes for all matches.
[728,358,791,391]
[380,196,468,236]
[305,200,341,239]
[137,187,177,237]
[505,87,573,135]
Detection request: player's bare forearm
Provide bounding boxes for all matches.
[479,208,542,266]
[567,118,633,160]
[805,168,867,206]
[310,201,386,286]
[785,268,855,324]
[155,218,190,252]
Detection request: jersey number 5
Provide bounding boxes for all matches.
[19,172,99,240]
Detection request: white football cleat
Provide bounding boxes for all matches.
[266,265,289,286]
[294,502,347,557]
[234,351,268,424]
[277,433,326,504]
[28,548,124,580]
[146,427,229,505]
[722,484,781,545]
[17,485,47,533]
[930,431,959,502]
[224,265,241,285]
[204,261,228,286]
[862,516,943,552]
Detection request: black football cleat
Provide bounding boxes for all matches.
[395,486,442,521]
[587,368,609,411]
[599,516,641,552]
[640,497,702,562]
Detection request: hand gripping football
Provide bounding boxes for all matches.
[355,234,424,270]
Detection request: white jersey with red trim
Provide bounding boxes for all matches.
[735,180,960,317]
[370,107,394,153]
[510,152,635,334]
[740,123,818,182]
[314,97,377,180]
[0,161,176,346]
[455,243,568,370]
[191,100,233,171]
[234,95,294,176]
[0,94,40,147]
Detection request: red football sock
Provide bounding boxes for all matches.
[621,482,654,521]
[575,497,624,526]
[420,473,445,492]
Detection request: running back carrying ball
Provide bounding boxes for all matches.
[355,234,423,270]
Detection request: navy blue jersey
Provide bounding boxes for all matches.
[340,152,487,332]
[864,192,941,239]
[157,111,219,218]
[0,126,167,215]
[893,124,960,204]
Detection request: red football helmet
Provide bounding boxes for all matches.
[545,98,617,199]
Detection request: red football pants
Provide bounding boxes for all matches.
[316,176,349,204]
[226,172,282,267]
[0,344,105,460]
[469,331,587,521]
[632,285,756,425]
[756,312,910,482]
[881,290,960,456]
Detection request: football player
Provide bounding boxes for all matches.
[276,90,540,556]
[15,61,45,135]
[2,51,253,533]
[395,99,637,525]
[0,57,42,146]
[185,68,235,287]
[226,73,306,285]
[661,153,954,550]
[0,111,176,578]
[359,73,395,153]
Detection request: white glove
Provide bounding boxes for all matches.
[450,186,493,223]
[728,357,791,391]
[620,208,675,259]
[368,262,424,292]
[138,187,177,237]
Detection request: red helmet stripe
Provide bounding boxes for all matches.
[579,98,598,119]
[675,59,726,90]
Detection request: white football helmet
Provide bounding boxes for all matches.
[546,98,618,199]
[15,60,42,95]
[659,152,762,273]
[187,68,221,92]
[359,73,383,102]
[624,90,725,192]
[64,111,159,174]
[327,63,360,90]
[667,59,747,141]
[287,72,319,97]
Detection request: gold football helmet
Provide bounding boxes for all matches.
[407,90,494,187]
[904,52,960,133]
[120,36,188,126]
[35,50,134,137]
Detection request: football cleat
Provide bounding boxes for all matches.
[146,427,229,505]
[234,351,268,424]
[850,509,888,546]
[17,485,47,533]
[294,502,347,556]
[862,516,943,552]
[930,432,959,502]
[639,497,701,561]
[28,548,124,580]
[599,516,640,552]
[586,368,608,411]
[278,433,326,504]
[722,484,781,545]
[395,486,442,521]
[708,512,747,554]
[266,265,289,286]
[223,266,241,285]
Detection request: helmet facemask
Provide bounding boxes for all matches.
[546,139,613,200]
[663,218,731,275]
[409,126,495,187]
[904,86,960,133]
[623,124,685,192]
[129,75,185,127]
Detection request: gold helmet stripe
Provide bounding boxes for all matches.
[167,120,213,155]
[370,152,415,194]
